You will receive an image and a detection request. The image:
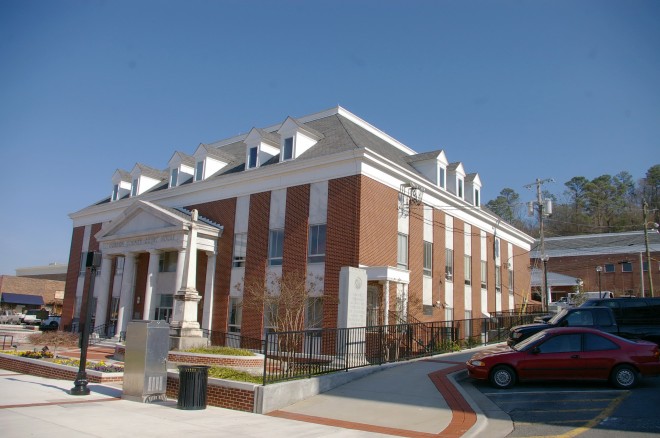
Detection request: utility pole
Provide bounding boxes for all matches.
[525,178,554,311]
[643,201,655,297]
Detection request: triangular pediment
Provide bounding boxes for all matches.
[96,200,190,242]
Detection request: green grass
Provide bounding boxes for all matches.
[182,346,255,356]
[208,366,262,384]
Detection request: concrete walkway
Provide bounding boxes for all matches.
[0,349,513,438]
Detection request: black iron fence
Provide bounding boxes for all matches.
[261,312,543,384]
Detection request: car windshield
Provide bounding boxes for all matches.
[512,330,549,351]
[547,309,568,325]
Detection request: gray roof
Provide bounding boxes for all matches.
[172,151,195,167]
[102,110,480,203]
[135,164,168,180]
[532,231,660,258]
[404,150,444,164]
[530,268,580,287]
[114,169,131,181]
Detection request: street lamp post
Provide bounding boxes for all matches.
[71,251,101,396]
[596,266,603,298]
[542,256,550,312]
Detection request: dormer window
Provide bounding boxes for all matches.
[277,117,323,163]
[474,189,480,206]
[458,179,463,198]
[248,147,258,169]
[110,169,132,201]
[195,161,204,181]
[170,168,179,188]
[283,137,294,161]
[439,167,446,189]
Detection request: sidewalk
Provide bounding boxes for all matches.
[0,349,512,438]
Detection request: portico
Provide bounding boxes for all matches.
[91,200,222,338]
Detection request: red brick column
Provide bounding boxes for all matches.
[63,227,85,328]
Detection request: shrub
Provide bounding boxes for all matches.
[19,350,54,359]
[28,331,79,353]
[208,366,261,383]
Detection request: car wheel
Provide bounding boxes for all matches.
[490,365,516,389]
[49,321,59,329]
[611,365,638,389]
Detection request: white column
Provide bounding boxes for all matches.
[175,249,186,293]
[115,252,137,338]
[384,281,390,326]
[143,250,160,321]
[94,255,113,329]
[202,251,217,331]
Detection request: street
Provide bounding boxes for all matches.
[471,376,660,437]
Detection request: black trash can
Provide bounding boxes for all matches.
[177,365,210,410]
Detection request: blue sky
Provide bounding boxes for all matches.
[1,0,658,275]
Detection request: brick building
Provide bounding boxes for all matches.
[531,231,660,301]
[0,275,65,314]
[62,107,533,340]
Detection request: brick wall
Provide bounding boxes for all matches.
[433,209,446,320]
[471,232,482,317]
[500,242,511,311]
[358,176,398,267]
[62,227,85,328]
[0,353,123,383]
[166,373,255,412]
[408,201,424,321]
[452,218,466,324]
[324,176,362,328]
[243,192,271,339]
[188,198,237,334]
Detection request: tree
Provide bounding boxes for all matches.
[239,271,330,373]
[485,188,521,225]
[641,164,660,222]
[564,176,589,233]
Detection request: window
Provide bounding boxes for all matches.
[308,224,326,263]
[248,147,258,169]
[495,265,502,292]
[131,178,139,197]
[439,167,446,189]
[537,334,582,353]
[604,263,615,273]
[397,234,408,269]
[508,268,514,294]
[566,310,594,326]
[423,242,433,276]
[621,262,632,273]
[458,179,463,198]
[232,233,247,267]
[444,307,453,322]
[464,255,471,285]
[445,248,453,281]
[306,297,323,330]
[474,189,480,206]
[228,297,242,333]
[195,160,204,181]
[170,168,178,187]
[158,252,177,273]
[481,261,487,289]
[643,262,649,272]
[283,137,294,161]
[268,229,284,266]
[112,184,119,201]
[584,333,618,351]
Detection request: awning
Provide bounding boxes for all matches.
[0,293,44,306]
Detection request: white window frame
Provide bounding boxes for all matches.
[232,233,247,268]
[283,137,294,161]
[445,248,454,281]
[464,254,471,285]
[268,229,284,266]
[397,233,408,270]
[423,241,432,277]
[195,160,204,181]
[248,147,258,169]
[170,168,179,188]
[308,224,326,263]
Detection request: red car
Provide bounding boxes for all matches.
[467,327,660,389]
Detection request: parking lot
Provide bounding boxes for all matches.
[471,377,660,437]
